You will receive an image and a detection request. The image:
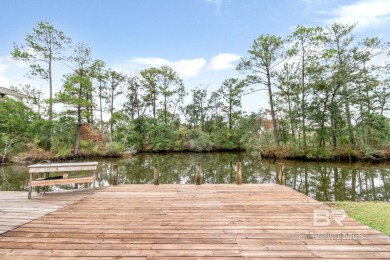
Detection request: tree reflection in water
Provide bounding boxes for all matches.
[1,153,389,201]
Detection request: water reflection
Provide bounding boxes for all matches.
[1,152,389,202]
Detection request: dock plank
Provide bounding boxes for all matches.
[0,189,96,235]
[0,184,389,259]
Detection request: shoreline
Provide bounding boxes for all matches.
[5,146,390,165]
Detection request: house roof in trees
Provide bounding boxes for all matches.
[0,86,28,99]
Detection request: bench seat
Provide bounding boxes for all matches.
[30,176,95,187]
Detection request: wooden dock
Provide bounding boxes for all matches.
[0,184,389,259]
[0,189,95,235]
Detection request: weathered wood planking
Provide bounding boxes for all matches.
[0,184,389,259]
[28,162,98,173]
[30,176,94,187]
[0,189,96,235]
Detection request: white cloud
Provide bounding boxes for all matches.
[0,55,51,92]
[289,25,298,31]
[125,53,241,78]
[322,0,390,29]
[171,58,207,77]
[207,53,241,71]
[0,57,9,73]
[126,57,207,78]
[368,49,388,67]
[128,57,170,67]
[0,75,12,86]
[0,57,12,86]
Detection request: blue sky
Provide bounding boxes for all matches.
[1,0,390,113]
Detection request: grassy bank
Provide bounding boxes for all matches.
[5,140,390,164]
[331,202,390,236]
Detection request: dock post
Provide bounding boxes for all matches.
[113,164,118,185]
[277,163,285,185]
[154,163,159,185]
[236,162,242,185]
[195,162,201,185]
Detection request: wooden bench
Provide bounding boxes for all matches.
[27,162,98,199]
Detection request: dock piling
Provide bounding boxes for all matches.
[277,163,285,185]
[113,164,118,185]
[195,162,201,185]
[236,162,242,185]
[154,163,159,185]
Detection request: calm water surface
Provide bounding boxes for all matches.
[1,152,389,202]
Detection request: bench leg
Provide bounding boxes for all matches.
[28,173,32,199]
[28,186,32,199]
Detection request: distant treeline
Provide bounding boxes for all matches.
[1,22,390,162]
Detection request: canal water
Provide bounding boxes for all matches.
[1,152,389,202]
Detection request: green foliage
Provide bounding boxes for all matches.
[240,133,263,152]
[211,128,236,149]
[237,34,285,146]
[188,128,214,152]
[218,78,245,131]
[51,118,76,148]
[124,117,149,150]
[105,142,123,154]
[3,22,390,160]
[54,144,73,159]
[0,97,37,162]
[185,87,208,129]
[80,140,91,149]
[305,147,334,160]
[367,113,390,144]
[92,144,100,153]
[12,21,72,150]
[11,21,71,79]
[148,124,176,151]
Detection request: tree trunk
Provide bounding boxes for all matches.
[364,61,372,145]
[47,53,52,151]
[319,93,329,148]
[74,123,81,157]
[330,89,338,150]
[89,91,93,124]
[344,89,355,146]
[286,93,295,140]
[336,40,355,147]
[164,95,167,125]
[110,86,114,136]
[301,50,307,153]
[266,67,280,146]
[74,70,83,157]
[152,89,156,120]
[99,81,103,132]
[229,99,232,131]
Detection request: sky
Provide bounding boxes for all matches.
[1,0,390,114]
